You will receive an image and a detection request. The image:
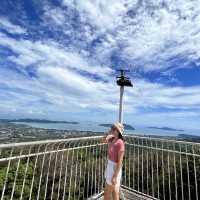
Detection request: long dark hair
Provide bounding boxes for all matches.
[118,132,124,141]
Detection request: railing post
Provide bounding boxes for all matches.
[186,144,191,200]
[20,146,32,200]
[10,148,23,200]
[57,142,67,200]
[156,141,160,199]
[192,145,198,200]
[62,141,71,200]
[179,143,184,200]
[173,143,178,200]
[44,143,57,200]
[167,141,171,200]
[1,147,14,200]
[51,142,64,200]
[36,143,50,200]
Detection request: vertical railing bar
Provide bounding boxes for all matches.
[43,143,57,200]
[57,142,68,200]
[162,141,165,200]
[29,144,43,200]
[133,137,135,190]
[141,139,144,193]
[78,141,84,200]
[91,140,95,196]
[124,139,127,186]
[99,142,103,193]
[192,145,198,200]
[186,144,191,200]
[146,139,149,195]
[150,139,154,197]
[101,143,105,192]
[137,138,140,192]
[74,141,81,200]
[20,146,32,200]
[94,140,97,195]
[128,139,131,189]
[97,143,101,194]
[68,141,76,200]
[87,140,92,198]
[62,142,71,200]
[167,142,171,200]
[1,147,14,200]
[51,142,65,200]
[10,148,23,200]
[179,143,184,200]
[36,143,50,200]
[173,143,178,200]
[83,141,89,199]
[95,140,99,195]
[156,141,160,199]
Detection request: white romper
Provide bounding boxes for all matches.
[104,159,122,187]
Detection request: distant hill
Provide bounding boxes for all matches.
[0,119,79,124]
[99,123,135,130]
[148,126,184,132]
[177,134,200,143]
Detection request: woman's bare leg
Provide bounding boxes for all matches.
[104,183,114,200]
[112,185,120,200]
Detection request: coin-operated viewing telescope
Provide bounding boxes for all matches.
[116,69,133,123]
[116,69,133,87]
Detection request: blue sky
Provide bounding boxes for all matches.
[0,0,200,130]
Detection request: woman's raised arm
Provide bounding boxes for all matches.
[101,130,114,143]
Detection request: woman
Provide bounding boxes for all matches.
[102,122,125,200]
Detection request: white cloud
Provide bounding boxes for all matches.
[43,7,66,26]
[0,17,26,34]
[125,79,200,109]
[62,0,128,31]
[0,32,113,79]
[62,0,200,72]
[1,1,200,128]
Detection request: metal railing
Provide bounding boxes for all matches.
[123,135,200,200]
[0,135,200,200]
[0,136,107,200]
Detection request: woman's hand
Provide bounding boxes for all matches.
[101,130,114,143]
[105,134,115,142]
[111,174,117,185]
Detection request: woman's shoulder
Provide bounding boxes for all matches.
[116,138,125,151]
[116,138,124,144]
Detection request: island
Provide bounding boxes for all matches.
[147,126,184,132]
[99,123,135,130]
[0,119,79,124]
[177,134,200,142]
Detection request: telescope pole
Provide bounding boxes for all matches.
[119,86,124,123]
[116,69,132,124]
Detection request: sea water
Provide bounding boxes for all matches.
[14,121,200,137]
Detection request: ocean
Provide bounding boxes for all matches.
[14,121,200,137]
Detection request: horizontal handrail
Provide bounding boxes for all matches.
[1,134,200,149]
[1,134,200,200]
[126,142,200,158]
[0,135,103,148]
[126,134,200,146]
[0,143,106,162]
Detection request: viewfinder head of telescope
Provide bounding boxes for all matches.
[116,69,133,87]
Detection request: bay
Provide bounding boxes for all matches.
[14,122,200,137]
